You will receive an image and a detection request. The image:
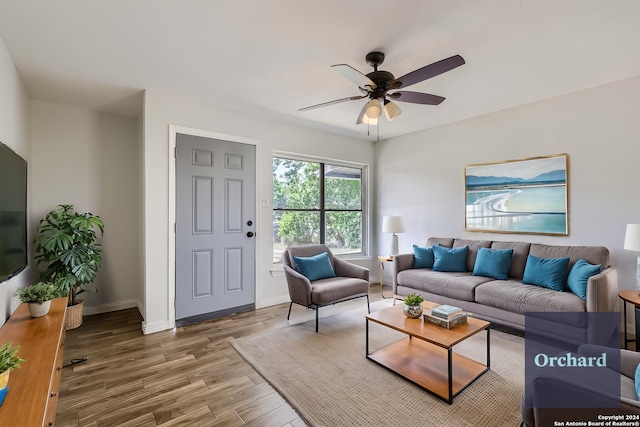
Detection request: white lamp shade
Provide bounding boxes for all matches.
[362,114,378,125]
[624,224,640,251]
[384,100,402,121]
[365,99,382,119]
[382,216,405,233]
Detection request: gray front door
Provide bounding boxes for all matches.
[175,133,256,322]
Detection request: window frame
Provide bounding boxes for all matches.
[272,151,369,262]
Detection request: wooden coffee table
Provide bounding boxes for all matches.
[365,301,490,404]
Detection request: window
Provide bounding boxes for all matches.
[273,156,365,263]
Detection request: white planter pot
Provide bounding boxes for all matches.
[28,300,51,318]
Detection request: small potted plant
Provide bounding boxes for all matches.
[0,342,25,406]
[402,293,425,318]
[14,282,57,317]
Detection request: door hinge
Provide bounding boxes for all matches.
[174,147,177,158]
[174,223,176,233]
[174,297,176,308]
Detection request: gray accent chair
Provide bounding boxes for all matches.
[521,345,640,426]
[283,244,370,332]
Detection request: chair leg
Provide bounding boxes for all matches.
[287,301,293,320]
[315,305,319,333]
[366,294,370,314]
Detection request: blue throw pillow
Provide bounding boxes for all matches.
[635,363,640,400]
[472,247,514,280]
[522,255,570,291]
[412,245,435,269]
[432,245,469,272]
[293,252,336,282]
[566,258,602,300]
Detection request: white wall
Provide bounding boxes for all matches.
[375,75,640,318]
[30,101,142,314]
[142,90,375,333]
[0,36,32,325]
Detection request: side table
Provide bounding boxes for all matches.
[618,290,640,350]
[377,256,394,299]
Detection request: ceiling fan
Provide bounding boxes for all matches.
[299,51,465,125]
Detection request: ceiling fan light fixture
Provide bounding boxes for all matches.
[362,114,378,125]
[384,100,402,121]
[365,99,382,119]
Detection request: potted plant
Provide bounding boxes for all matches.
[33,204,104,329]
[14,282,57,317]
[402,292,425,318]
[0,342,25,406]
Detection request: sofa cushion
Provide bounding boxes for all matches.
[475,280,586,316]
[433,245,469,272]
[473,247,513,280]
[522,255,570,291]
[427,237,454,248]
[396,269,492,302]
[293,252,336,282]
[530,243,610,270]
[566,259,602,300]
[412,245,435,269]
[491,241,531,279]
[453,239,493,272]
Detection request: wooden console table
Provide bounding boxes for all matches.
[0,297,67,426]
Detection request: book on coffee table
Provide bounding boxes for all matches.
[431,304,463,320]
[423,312,468,329]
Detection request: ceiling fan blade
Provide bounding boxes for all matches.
[331,64,377,90]
[390,91,446,105]
[298,95,365,112]
[390,55,465,89]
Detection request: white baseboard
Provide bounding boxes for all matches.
[142,320,173,335]
[258,295,291,308]
[82,299,140,316]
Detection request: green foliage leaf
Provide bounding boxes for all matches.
[33,204,104,305]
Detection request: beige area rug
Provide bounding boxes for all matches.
[231,301,525,427]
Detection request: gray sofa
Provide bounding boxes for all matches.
[393,237,619,341]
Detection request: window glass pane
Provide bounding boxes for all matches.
[324,164,362,210]
[325,211,362,255]
[272,211,321,262]
[273,158,320,209]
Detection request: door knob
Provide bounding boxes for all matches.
[246,231,254,237]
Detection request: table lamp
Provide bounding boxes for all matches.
[382,216,405,256]
[624,224,640,291]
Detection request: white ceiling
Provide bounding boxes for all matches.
[1,0,639,141]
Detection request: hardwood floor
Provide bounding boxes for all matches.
[56,284,387,427]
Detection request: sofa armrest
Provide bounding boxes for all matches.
[579,344,640,378]
[284,264,312,305]
[333,258,369,281]
[586,266,618,312]
[392,253,414,294]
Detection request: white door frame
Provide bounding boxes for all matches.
[168,124,261,329]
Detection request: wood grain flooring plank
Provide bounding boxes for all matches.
[87,380,209,427]
[156,406,215,427]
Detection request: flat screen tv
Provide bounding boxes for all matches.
[0,141,27,283]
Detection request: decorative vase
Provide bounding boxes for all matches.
[28,300,51,318]
[0,370,10,406]
[64,299,84,330]
[403,304,423,319]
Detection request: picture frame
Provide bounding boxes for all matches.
[464,154,568,235]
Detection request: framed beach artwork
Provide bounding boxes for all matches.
[464,154,568,235]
